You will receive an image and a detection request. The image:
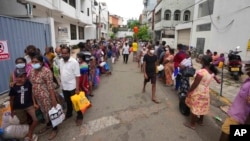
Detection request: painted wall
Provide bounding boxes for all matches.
[154,0,195,31]
[191,0,250,61]
[116,31,134,38]
[0,0,28,17]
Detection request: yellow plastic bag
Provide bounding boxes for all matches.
[71,92,91,113]
[218,62,224,68]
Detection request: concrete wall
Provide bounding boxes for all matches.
[0,0,28,16]
[154,0,195,31]
[191,0,250,61]
[116,31,134,38]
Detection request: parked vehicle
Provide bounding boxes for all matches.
[227,46,242,80]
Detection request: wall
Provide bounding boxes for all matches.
[116,31,134,38]
[0,0,28,17]
[0,16,51,94]
[85,25,97,39]
[110,16,119,27]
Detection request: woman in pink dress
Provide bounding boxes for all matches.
[29,55,58,140]
[184,55,220,130]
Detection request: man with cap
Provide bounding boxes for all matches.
[9,68,38,141]
[219,61,250,141]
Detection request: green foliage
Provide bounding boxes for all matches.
[112,27,119,34]
[127,19,140,29]
[110,33,115,39]
[136,25,150,41]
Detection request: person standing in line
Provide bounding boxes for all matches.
[132,39,138,62]
[139,46,148,72]
[142,45,159,104]
[184,55,220,130]
[219,61,250,141]
[106,45,113,75]
[122,42,130,64]
[173,44,187,91]
[163,48,174,86]
[59,47,83,126]
[29,55,58,140]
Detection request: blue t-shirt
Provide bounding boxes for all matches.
[9,80,33,109]
[107,50,112,58]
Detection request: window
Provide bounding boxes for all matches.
[154,9,162,23]
[174,10,181,21]
[87,8,90,16]
[198,0,214,18]
[69,0,76,8]
[164,10,171,20]
[183,10,191,21]
[78,26,84,40]
[196,23,211,31]
[70,24,77,40]
[103,24,107,30]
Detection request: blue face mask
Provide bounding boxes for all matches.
[16,63,25,69]
[32,63,41,69]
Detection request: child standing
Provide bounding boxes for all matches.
[9,68,38,141]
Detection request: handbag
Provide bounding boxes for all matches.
[182,67,196,77]
[48,104,65,127]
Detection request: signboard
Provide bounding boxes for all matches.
[58,27,68,38]
[0,40,10,61]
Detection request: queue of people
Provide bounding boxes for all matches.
[6,39,123,141]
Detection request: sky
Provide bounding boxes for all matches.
[100,0,144,24]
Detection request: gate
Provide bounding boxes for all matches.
[0,15,51,94]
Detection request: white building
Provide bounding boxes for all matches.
[176,0,250,61]
[141,0,157,24]
[154,0,195,43]
[0,0,99,47]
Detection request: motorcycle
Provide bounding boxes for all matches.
[227,46,242,81]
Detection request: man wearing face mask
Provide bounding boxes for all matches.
[219,61,250,141]
[59,46,82,126]
[10,57,27,87]
[142,45,160,104]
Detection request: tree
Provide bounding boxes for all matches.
[127,19,140,30]
[136,25,150,41]
[112,27,119,34]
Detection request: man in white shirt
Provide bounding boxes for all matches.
[60,47,82,125]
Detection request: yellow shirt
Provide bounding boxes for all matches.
[132,42,138,52]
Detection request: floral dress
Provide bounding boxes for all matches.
[185,69,214,115]
[29,67,54,122]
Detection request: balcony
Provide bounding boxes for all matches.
[61,1,76,19]
[25,0,54,10]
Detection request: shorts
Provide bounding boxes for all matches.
[144,74,156,84]
[15,106,38,124]
[221,117,240,135]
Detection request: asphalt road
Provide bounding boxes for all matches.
[38,56,224,141]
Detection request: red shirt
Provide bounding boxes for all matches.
[173,51,186,69]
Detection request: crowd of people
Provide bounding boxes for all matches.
[5,37,250,141]
[7,39,123,141]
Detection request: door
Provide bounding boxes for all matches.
[177,29,191,46]
[196,38,205,55]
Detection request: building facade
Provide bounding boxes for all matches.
[154,0,195,42]
[176,0,250,60]
[0,0,108,46]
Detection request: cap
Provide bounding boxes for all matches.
[14,68,27,77]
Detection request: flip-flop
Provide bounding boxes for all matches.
[75,119,83,126]
[183,122,196,130]
[38,126,51,134]
[48,130,58,140]
[152,99,160,104]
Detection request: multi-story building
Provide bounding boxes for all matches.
[141,0,157,25]
[154,0,195,44]
[0,0,107,46]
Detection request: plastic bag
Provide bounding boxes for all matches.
[71,92,91,114]
[111,57,115,64]
[0,102,11,128]
[48,104,65,127]
[157,64,164,72]
[2,124,29,139]
[99,62,106,67]
[8,115,20,125]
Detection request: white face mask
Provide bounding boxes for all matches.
[16,63,25,69]
[150,50,154,54]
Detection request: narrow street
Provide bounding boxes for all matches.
[38,56,223,141]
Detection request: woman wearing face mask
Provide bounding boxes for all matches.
[219,61,250,141]
[29,55,58,140]
[163,48,174,87]
[10,57,27,87]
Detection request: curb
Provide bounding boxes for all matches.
[210,88,232,106]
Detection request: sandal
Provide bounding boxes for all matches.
[183,122,196,130]
[48,130,58,140]
[38,126,51,134]
[152,99,160,104]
